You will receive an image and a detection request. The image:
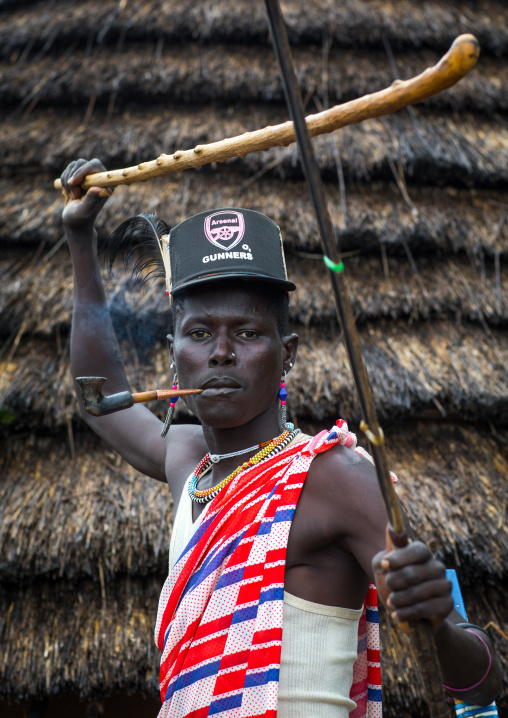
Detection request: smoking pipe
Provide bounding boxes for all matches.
[76,376,202,417]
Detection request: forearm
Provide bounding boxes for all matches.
[58,159,169,482]
[68,225,130,403]
[435,620,502,705]
[372,536,503,707]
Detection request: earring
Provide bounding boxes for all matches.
[278,371,288,433]
[161,370,179,437]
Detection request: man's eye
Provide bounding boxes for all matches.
[238,330,258,338]
[190,329,211,338]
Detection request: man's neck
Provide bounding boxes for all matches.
[202,409,281,454]
[200,407,283,477]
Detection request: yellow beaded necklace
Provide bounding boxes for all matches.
[188,429,297,504]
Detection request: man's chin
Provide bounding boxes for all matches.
[197,406,259,431]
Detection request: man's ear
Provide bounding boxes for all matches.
[167,334,175,368]
[282,333,298,373]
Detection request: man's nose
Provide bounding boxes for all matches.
[209,335,236,366]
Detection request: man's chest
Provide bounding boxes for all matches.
[283,474,371,609]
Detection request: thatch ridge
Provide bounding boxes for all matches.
[2,174,508,262]
[0,432,171,583]
[2,320,508,434]
[0,576,161,700]
[1,0,507,57]
[1,575,505,712]
[0,575,506,710]
[2,248,508,343]
[291,323,508,425]
[385,421,508,581]
[1,423,506,585]
[1,43,507,116]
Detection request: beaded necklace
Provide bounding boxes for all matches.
[188,428,300,504]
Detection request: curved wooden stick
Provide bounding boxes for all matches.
[54,34,479,191]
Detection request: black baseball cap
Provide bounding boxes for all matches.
[168,208,296,296]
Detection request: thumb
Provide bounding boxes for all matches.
[77,186,113,219]
[62,186,113,229]
[86,185,114,202]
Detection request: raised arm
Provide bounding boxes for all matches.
[61,158,170,481]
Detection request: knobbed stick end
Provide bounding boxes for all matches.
[443,34,480,81]
[452,33,480,62]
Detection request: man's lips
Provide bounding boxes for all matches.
[199,377,242,396]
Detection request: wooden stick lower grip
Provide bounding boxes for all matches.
[132,388,202,403]
[388,527,453,717]
[54,34,479,192]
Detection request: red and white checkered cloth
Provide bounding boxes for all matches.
[155,421,384,717]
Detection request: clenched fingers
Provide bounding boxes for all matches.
[373,540,454,633]
[60,158,113,230]
[60,158,109,199]
[387,578,454,622]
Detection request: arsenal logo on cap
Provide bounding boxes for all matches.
[169,207,296,295]
[204,210,245,251]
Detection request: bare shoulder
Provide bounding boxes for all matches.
[305,443,387,540]
[307,443,379,495]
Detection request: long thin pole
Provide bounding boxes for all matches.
[264,0,401,532]
[263,1,454,716]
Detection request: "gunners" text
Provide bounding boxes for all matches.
[202,252,253,263]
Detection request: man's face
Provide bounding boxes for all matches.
[169,284,295,430]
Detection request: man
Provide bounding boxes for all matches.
[60,158,501,717]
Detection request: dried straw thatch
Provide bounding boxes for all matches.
[3,174,508,263]
[2,246,508,340]
[0,577,162,700]
[0,433,172,584]
[1,0,507,714]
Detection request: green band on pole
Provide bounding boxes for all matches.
[323,255,344,273]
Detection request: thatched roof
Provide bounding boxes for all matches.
[3,578,507,710]
[0,577,162,700]
[0,433,171,584]
[1,579,506,715]
[2,41,507,113]
[5,572,504,708]
[3,112,508,194]
[3,0,508,50]
[1,0,507,713]
[2,246,508,341]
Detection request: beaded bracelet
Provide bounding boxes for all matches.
[442,627,492,692]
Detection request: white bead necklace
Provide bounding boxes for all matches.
[209,442,263,464]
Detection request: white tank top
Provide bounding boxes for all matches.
[168,455,361,717]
